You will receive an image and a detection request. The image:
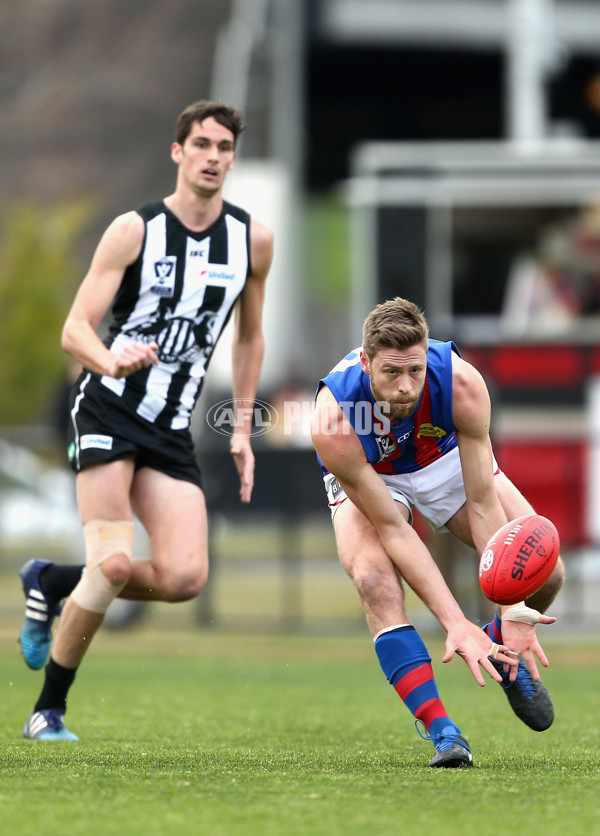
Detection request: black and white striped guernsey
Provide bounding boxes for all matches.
[98,199,251,430]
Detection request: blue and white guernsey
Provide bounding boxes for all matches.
[97,199,251,430]
[318,339,460,474]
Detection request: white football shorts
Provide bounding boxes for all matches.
[323,445,499,532]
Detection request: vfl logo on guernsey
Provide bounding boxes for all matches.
[374,427,413,462]
[151,257,177,297]
[417,423,447,439]
[375,435,397,462]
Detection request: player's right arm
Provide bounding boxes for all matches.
[311,384,517,685]
[61,211,159,378]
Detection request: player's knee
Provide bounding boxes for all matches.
[101,553,133,588]
[72,519,134,614]
[176,566,207,601]
[526,555,565,611]
[545,556,565,595]
[160,564,208,602]
[352,563,393,606]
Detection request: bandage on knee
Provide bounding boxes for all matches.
[72,519,134,614]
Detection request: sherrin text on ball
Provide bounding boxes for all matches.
[478,515,560,605]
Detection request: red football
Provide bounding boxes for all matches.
[478,514,560,605]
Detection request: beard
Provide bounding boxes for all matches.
[384,402,418,424]
[370,383,421,425]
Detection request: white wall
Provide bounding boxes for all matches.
[208,159,301,393]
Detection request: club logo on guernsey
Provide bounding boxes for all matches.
[151,256,177,297]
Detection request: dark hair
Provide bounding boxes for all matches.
[362,297,429,359]
[175,100,246,146]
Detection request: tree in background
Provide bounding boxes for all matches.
[0,201,94,426]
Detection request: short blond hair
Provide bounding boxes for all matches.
[362,297,429,359]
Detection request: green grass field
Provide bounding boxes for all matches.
[1,625,599,836]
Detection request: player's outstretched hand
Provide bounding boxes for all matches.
[110,341,159,378]
[499,613,556,682]
[443,617,519,686]
[230,434,255,503]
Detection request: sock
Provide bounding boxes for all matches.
[374,625,461,737]
[34,658,78,713]
[483,613,503,646]
[39,565,84,602]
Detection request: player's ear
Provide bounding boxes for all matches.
[360,349,371,375]
[171,142,183,164]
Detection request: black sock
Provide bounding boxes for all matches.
[39,565,84,601]
[34,658,78,713]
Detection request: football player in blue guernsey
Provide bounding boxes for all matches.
[19,100,273,741]
[311,297,564,768]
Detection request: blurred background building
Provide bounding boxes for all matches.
[1,0,600,633]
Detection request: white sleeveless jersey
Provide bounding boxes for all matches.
[98,199,251,430]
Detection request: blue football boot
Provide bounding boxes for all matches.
[416,721,473,768]
[18,559,62,670]
[490,654,554,731]
[23,709,78,741]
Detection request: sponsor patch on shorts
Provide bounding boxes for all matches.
[80,434,114,451]
[324,473,346,507]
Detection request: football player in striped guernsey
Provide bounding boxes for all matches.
[312,297,563,767]
[20,100,273,741]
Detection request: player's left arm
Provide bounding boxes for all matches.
[452,353,555,676]
[230,218,274,502]
[452,352,508,553]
